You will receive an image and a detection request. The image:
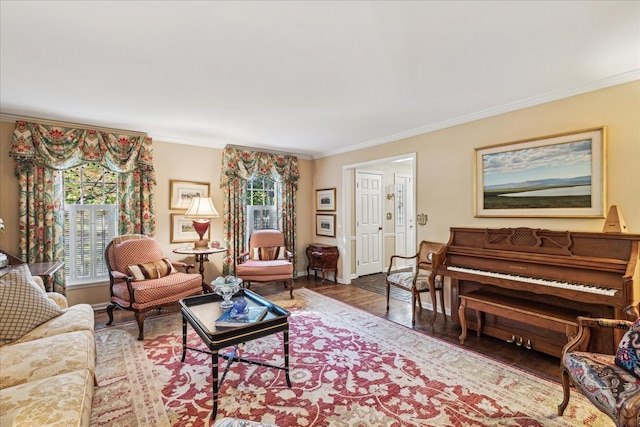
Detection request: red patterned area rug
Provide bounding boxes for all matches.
[91,288,613,427]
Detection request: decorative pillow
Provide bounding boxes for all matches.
[0,264,63,346]
[251,246,287,261]
[127,258,176,281]
[615,318,640,378]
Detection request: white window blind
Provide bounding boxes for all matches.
[64,204,117,286]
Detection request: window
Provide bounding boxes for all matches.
[63,164,118,286]
[246,176,279,241]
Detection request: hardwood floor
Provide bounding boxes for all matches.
[94,274,561,383]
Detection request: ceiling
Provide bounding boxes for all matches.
[1,1,639,159]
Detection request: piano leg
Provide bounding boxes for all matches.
[475,310,483,337]
[458,298,468,344]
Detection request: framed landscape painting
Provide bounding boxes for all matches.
[474,127,606,218]
[170,180,209,210]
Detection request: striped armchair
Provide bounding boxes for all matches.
[236,229,294,298]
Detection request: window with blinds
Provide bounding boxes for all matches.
[246,176,279,244]
[63,164,118,286]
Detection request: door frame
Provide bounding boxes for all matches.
[340,153,417,283]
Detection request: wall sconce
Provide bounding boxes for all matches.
[386,193,395,201]
[386,184,398,201]
[416,213,428,226]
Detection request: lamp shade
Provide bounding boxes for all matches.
[184,197,219,218]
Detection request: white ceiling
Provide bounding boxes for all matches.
[1,1,639,159]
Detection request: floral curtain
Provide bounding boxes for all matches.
[9,121,156,293]
[220,145,299,276]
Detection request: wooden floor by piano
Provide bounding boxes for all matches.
[94,273,561,382]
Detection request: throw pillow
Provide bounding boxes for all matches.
[614,317,640,378]
[0,264,63,346]
[127,258,176,281]
[251,246,287,261]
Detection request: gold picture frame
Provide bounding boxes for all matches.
[170,180,210,210]
[474,127,606,218]
[170,213,210,243]
[316,188,336,212]
[316,214,336,237]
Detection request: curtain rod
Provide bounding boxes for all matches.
[0,113,148,136]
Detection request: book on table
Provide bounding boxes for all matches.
[215,306,268,328]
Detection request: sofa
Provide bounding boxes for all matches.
[0,264,96,426]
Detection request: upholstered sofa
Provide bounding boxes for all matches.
[0,265,96,426]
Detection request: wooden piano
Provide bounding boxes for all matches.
[436,227,640,357]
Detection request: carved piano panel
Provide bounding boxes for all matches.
[437,227,640,357]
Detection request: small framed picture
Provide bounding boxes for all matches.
[316,214,336,237]
[171,214,209,243]
[170,180,210,210]
[316,188,336,211]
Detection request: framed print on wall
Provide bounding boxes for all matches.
[474,127,606,218]
[316,214,336,237]
[316,188,336,211]
[171,214,209,243]
[170,180,210,210]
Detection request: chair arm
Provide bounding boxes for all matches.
[172,261,195,274]
[286,250,293,262]
[237,251,250,265]
[386,254,417,275]
[562,316,633,356]
[110,270,137,302]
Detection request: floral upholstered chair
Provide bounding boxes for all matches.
[236,229,294,298]
[385,241,446,328]
[558,311,640,427]
[105,234,203,340]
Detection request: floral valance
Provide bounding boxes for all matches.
[220,145,299,188]
[10,121,155,179]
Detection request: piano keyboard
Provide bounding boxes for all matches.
[447,266,618,296]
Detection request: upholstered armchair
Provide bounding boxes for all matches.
[236,229,294,298]
[104,234,203,340]
[558,312,640,427]
[385,241,446,328]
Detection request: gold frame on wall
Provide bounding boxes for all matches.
[316,214,336,237]
[474,127,606,218]
[315,188,336,212]
[169,180,210,210]
[170,213,210,243]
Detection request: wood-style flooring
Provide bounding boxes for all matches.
[94,273,561,383]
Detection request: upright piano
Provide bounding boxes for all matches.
[437,227,640,357]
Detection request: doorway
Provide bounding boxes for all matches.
[340,153,416,283]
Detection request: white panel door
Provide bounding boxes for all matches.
[355,170,383,276]
[394,173,415,269]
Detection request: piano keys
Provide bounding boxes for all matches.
[437,227,640,357]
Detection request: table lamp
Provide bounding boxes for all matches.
[184,197,219,249]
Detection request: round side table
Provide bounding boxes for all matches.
[173,246,227,292]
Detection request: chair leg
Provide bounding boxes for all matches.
[135,311,146,341]
[429,290,438,330]
[287,279,294,299]
[557,367,571,415]
[386,283,391,312]
[411,289,416,326]
[106,303,115,326]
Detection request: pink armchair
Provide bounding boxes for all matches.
[105,234,203,340]
[236,229,294,298]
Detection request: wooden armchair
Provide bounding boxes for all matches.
[105,234,203,340]
[385,241,446,328]
[558,312,640,426]
[236,229,294,298]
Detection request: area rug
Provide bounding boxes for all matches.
[90,288,613,427]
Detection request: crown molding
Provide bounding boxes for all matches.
[316,70,640,159]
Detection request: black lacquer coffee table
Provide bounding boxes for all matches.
[179,289,291,419]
